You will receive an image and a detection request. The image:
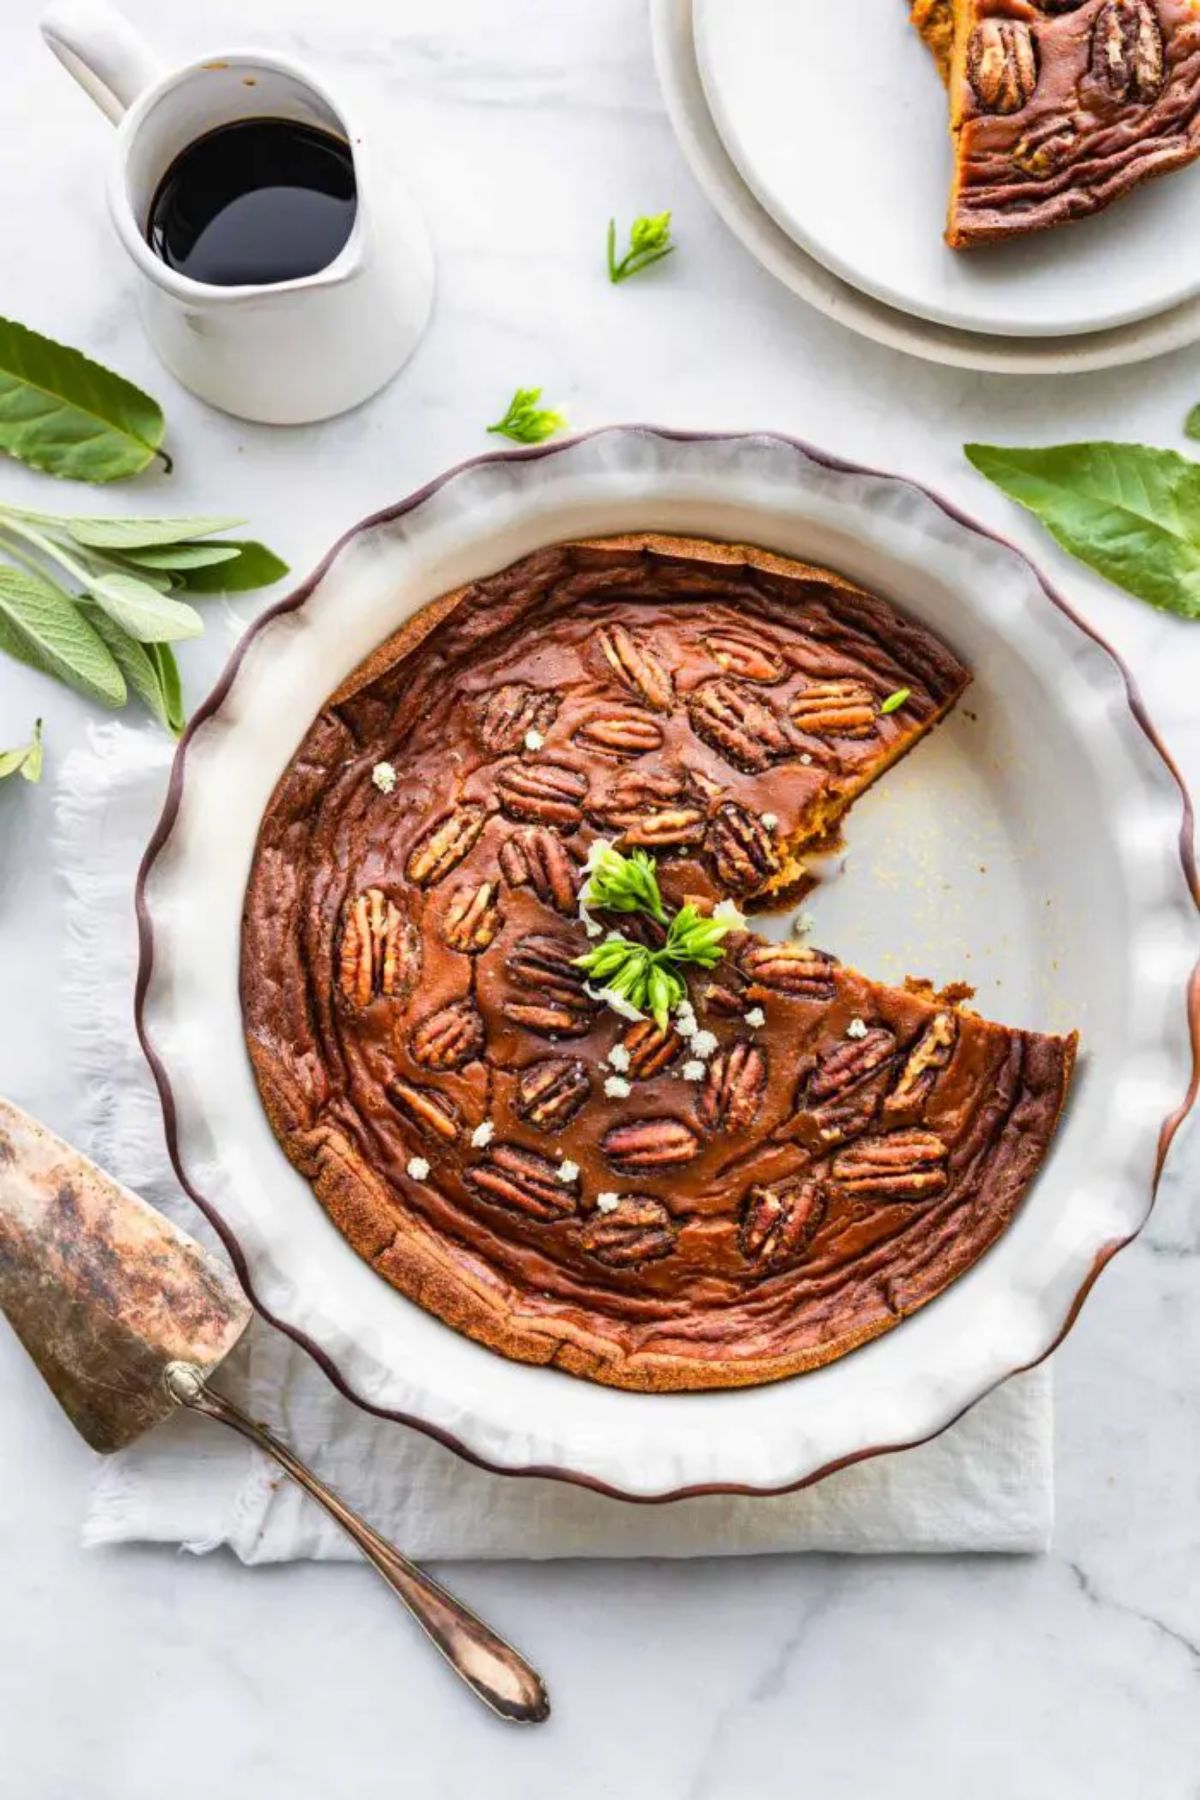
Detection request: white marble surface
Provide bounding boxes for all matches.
[0,0,1197,1792]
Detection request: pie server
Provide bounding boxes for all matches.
[0,1096,549,1724]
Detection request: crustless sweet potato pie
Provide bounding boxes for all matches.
[241,536,1076,1391]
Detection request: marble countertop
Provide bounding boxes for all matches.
[1,0,1197,1792]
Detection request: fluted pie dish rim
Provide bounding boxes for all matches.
[135,427,1199,1499]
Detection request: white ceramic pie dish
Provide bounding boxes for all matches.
[136,427,1199,1500]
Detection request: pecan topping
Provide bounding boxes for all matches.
[473,683,558,754]
[597,623,675,711]
[698,1040,768,1133]
[884,1013,958,1116]
[580,1197,675,1268]
[515,1058,591,1130]
[406,804,487,887]
[389,1079,461,1143]
[708,800,780,894]
[831,1129,949,1201]
[466,1143,578,1221]
[703,630,784,683]
[601,1117,701,1172]
[621,1018,684,1079]
[798,1027,897,1107]
[572,709,665,760]
[499,827,582,914]
[1013,119,1077,180]
[807,1088,881,1150]
[1091,0,1163,103]
[1034,1,1087,10]
[496,759,587,829]
[741,940,838,1000]
[788,680,878,740]
[505,933,598,1037]
[687,678,790,772]
[338,889,419,1006]
[739,1178,826,1269]
[592,766,706,848]
[410,998,485,1071]
[967,19,1039,114]
[442,879,502,953]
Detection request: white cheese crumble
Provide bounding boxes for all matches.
[607,1043,631,1073]
[681,1060,706,1082]
[792,911,815,938]
[595,1192,621,1213]
[743,1006,766,1030]
[470,1121,495,1149]
[712,899,748,932]
[690,1029,718,1060]
[846,1017,869,1040]
[603,1075,632,1099]
[761,813,778,831]
[371,761,397,794]
[406,1156,430,1180]
[584,982,645,1023]
[557,1158,580,1184]
[799,752,813,766]
[524,728,545,751]
[674,1000,698,1039]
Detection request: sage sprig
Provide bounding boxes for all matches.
[581,842,670,923]
[607,212,675,285]
[0,317,169,482]
[0,718,42,783]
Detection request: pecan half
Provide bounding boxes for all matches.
[1013,118,1077,179]
[884,1013,958,1116]
[389,1079,461,1143]
[798,1027,897,1107]
[622,1018,684,1079]
[499,827,582,915]
[967,18,1039,114]
[406,804,487,887]
[515,1057,591,1131]
[572,709,665,760]
[708,800,780,894]
[703,630,784,683]
[592,766,706,848]
[597,623,675,711]
[338,889,419,1007]
[698,1040,768,1133]
[831,1129,949,1201]
[687,678,790,773]
[505,933,598,1037]
[466,1142,579,1221]
[442,879,503,953]
[580,1197,675,1269]
[601,1117,701,1172]
[741,940,839,1000]
[410,998,485,1071]
[1091,0,1163,103]
[473,683,558,754]
[739,1178,826,1269]
[788,680,878,740]
[496,759,587,829]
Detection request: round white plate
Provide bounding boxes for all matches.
[137,428,1198,1500]
[695,0,1200,338]
[652,0,1200,372]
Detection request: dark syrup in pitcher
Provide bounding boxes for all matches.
[147,118,357,286]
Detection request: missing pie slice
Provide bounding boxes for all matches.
[911,0,1200,248]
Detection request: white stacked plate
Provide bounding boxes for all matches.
[652,0,1200,372]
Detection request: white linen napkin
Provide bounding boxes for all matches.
[58,722,1053,1560]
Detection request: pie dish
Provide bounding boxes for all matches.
[241,532,1076,1392]
[137,428,1197,1496]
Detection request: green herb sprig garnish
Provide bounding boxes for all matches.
[575,842,743,1027]
[487,387,567,446]
[607,212,675,285]
[0,718,42,784]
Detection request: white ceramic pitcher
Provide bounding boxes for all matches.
[40,0,435,424]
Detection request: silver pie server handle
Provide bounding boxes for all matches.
[163,1361,550,1725]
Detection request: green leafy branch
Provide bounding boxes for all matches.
[607,212,674,285]
[487,387,567,446]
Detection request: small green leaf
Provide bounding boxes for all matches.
[63,514,244,550]
[0,718,43,783]
[0,317,166,483]
[880,687,910,715]
[149,642,185,735]
[89,570,203,643]
[1185,405,1200,443]
[0,566,125,706]
[964,440,1200,620]
[608,211,675,284]
[120,542,242,571]
[486,387,567,446]
[175,540,289,593]
[81,604,184,735]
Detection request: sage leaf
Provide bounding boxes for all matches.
[89,570,204,643]
[965,441,1200,620]
[149,642,185,735]
[0,566,125,706]
[1186,406,1200,443]
[64,514,243,549]
[0,719,43,783]
[82,603,184,735]
[176,539,289,593]
[121,542,242,571]
[0,317,167,483]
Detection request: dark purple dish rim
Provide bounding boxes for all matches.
[133,425,1200,1504]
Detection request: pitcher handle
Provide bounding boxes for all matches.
[40,0,161,124]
